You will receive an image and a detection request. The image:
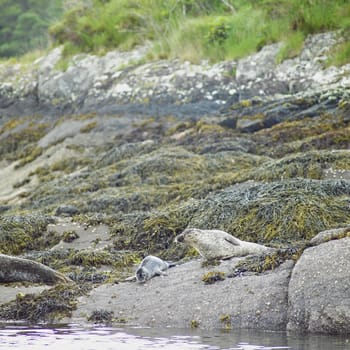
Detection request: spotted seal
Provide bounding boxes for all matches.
[175,228,273,260]
[135,255,175,283]
[0,253,72,285]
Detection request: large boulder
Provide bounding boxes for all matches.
[287,238,350,334]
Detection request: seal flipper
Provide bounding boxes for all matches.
[154,267,167,276]
[224,235,241,246]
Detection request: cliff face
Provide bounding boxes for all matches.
[0,32,349,334]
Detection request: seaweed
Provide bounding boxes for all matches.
[0,284,89,323]
[189,179,350,243]
[0,215,56,255]
[202,271,226,284]
[88,309,114,324]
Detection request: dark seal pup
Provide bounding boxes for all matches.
[135,255,175,283]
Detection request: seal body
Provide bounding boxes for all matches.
[135,255,172,283]
[175,228,273,260]
[0,253,72,285]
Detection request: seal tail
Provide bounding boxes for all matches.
[167,261,177,268]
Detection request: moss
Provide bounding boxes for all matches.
[202,271,225,284]
[0,284,89,323]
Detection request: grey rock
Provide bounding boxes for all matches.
[287,238,350,334]
[55,205,80,217]
[236,43,282,82]
[72,259,293,330]
[221,85,350,133]
[0,32,348,118]
[38,120,88,148]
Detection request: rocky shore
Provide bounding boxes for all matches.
[0,31,349,334]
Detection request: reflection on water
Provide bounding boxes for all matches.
[0,324,349,350]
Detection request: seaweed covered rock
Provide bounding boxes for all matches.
[0,284,88,323]
[188,179,350,243]
[244,150,350,181]
[221,86,350,135]
[0,214,57,255]
[287,238,350,334]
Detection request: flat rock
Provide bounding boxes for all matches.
[72,259,293,330]
[287,238,350,334]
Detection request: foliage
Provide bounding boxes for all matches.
[0,0,63,57]
[48,0,350,63]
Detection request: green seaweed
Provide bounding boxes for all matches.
[189,179,350,243]
[62,230,79,243]
[232,245,306,276]
[202,271,226,284]
[0,215,57,255]
[0,284,89,323]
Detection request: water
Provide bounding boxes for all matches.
[0,324,349,350]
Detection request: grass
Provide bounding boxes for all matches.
[46,0,350,64]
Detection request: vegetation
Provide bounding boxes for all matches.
[0,215,58,255]
[48,0,350,63]
[0,0,349,63]
[0,284,89,323]
[0,0,63,57]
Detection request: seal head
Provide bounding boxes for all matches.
[135,255,172,283]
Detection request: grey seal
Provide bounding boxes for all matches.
[175,228,273,260]
[135,255,175,283]
[0,253,72,285]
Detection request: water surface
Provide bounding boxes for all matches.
[0,325,349,350]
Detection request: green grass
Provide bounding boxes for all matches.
[46,0,350,63]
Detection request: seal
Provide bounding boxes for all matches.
[0,253,72,285]
[175,228,273,260]
[135,255,175,283]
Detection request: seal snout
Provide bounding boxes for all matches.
[174,233,185,243]
[175,228,194,243]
